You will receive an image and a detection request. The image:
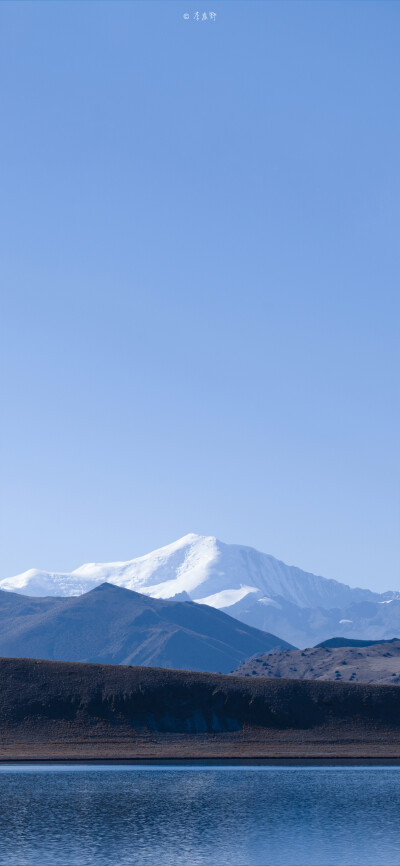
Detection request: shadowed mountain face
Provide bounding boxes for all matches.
[2,657,400,760]
[0,583,293,673]
[234,639,400,684]
[1,656,399,732]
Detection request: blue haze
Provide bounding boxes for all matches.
[0,1,399,590]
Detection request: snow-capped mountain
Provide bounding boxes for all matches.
[1,534,399,647]
[0,533,378,604]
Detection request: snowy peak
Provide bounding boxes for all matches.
[0,567,93,598]
[1,534,399,648]
[0,534,218,599]
[0,533,386,608]
[72,533,220,598]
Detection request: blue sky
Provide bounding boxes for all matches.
[0,1,399,591]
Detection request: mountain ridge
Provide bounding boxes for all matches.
[234,639,400,685]
[0,581,293,671]
[1,534,399,647]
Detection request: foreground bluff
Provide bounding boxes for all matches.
[2,658,400,759]
[0,583,293,672]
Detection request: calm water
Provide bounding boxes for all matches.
[0,764,400,865]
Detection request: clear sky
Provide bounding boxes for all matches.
[0,0,399,591]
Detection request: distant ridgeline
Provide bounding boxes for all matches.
[316,637,400,649]
[0,582,293,673]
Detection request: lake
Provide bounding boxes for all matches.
[0,763,399,865]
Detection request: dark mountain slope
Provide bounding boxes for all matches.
[316,637,400,649]
[2,657,400,759]
[0,583,293,672]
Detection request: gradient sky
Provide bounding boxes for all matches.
[0,0,399,591]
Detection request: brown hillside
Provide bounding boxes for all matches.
[234,640,400,684]
[2,657,400,759]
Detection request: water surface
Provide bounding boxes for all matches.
[0,764,399,865]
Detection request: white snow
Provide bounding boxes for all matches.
[0,534,387,619]
[258,596,282,608]
[195,585,259,609]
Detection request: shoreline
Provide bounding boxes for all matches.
[2,756,400,766]
[3,658,400,766]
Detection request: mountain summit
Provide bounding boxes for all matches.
[0,582,293,671]
[1,534,399,647]
[0,533,380,605]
